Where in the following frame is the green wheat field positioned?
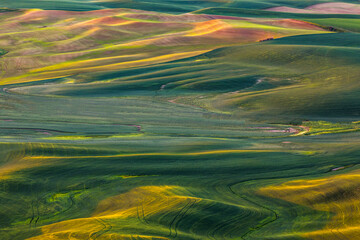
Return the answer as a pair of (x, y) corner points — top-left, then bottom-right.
(0, 0), (360, 239)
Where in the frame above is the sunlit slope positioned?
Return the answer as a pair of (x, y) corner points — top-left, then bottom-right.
(0, 140), (352, 240)
(192, 32), (360, 118)
(260, 168), (360, 239)
(1, 121), (359, 239)
(225, 141), (360, 239)
(1, 88), (355, 240)
(215, 32), (359, 119)
(26, 31), (360, 119)
(0, 2), (359, 240)
(28, 185), (270, 240)
(0, 9), (328, 86)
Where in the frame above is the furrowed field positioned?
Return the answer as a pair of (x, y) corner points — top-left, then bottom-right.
(0, 1), (360, 239)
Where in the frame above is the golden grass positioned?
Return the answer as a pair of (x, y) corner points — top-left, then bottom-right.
(186, 19), (231, 36)
(93, 186), (196, 218)
(0, 50), (211, 85)
(24, 149), (316, 160)
(0, 9), (330, 86)
(291, 125), (310, 136)
(34, 50), (209, 73)
(299, 121), (360, 136)
(27, 186), (195, 240)
(260, 169), (360, 239)
(43, 133), (144, 140)
(0, 144), (56, 179)
(33, 54), (145, 72)
(0, 157), (45, 180)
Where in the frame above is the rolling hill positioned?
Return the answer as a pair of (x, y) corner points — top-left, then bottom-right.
(0, 1), (359, 240)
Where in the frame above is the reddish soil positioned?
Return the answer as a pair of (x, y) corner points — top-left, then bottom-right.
(267, 2), (360, 14)
(263, 19), (324, 30)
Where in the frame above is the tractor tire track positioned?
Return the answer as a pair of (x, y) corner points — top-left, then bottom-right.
(173, 199), (197, 239)
(34, 202), (40, 227)
(225, 171), (327, 239)
(137, 205), (142, 223)
(167, 200), (192, 238)
(141, 203), (149, 224)
(30, 197), (41, 228)
(29, 200), (35, 227)
(208, 213), (249, 240)
(90, 217), (112, 240)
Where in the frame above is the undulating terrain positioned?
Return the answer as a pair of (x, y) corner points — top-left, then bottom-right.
(0, 1), (360, 239)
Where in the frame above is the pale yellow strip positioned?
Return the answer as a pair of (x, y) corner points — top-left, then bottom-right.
(25, 149), (314, 160)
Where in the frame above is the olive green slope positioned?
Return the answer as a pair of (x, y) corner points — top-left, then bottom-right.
(1, 89), (360, 240)
(33, 32), (360, 119)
